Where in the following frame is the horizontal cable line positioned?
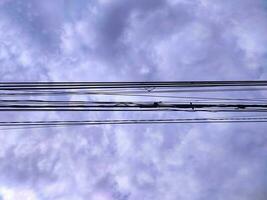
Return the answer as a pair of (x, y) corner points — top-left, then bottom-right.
(1, 116), (266, 125)
(0, 99), (265, 103)
(3, 120), (267, 131)
(0, 81), (267, 86)
(1, 117), (267, 125)
(0, 117), (267, 130)
(0, 109), (267, 112)
(1, 86), (267, 91)
(0, 91), (266, 102)
(0, 81), (267, 90)
(0, 102), (267, 112)
(0, 82), (266, 113)
(0, 101), (266, 107)
(1, 87), (267, 95)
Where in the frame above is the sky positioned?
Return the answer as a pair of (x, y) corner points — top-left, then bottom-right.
(0, 0), (267, 200)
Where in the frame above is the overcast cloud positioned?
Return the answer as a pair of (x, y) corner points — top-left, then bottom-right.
(0, 0), (267, 200)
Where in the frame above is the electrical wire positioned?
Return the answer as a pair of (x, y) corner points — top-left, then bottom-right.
(0, 81), (266, 113)
(0, 116), (266, 130)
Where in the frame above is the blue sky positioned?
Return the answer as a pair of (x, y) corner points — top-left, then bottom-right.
(0, 0), (267, 200)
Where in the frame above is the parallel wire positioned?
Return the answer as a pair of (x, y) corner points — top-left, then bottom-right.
(0, 90), (267, 102)
(1, 81), (267, 88)
(0, 101), (266, 112)
(0, 116), (267, 130)
(0, 99), (265, 104)
(0, 81), (267, 112)
(0, 87), (267, 92)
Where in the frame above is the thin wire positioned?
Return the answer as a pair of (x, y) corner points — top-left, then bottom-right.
(0, 99), (265, 105)
(0, 90), (267, 102)
(1, 93), (267, 102)
(1, 116), (266, 124)
(0, 101), (266, 108)
(1, 81), (267, 88)
(0, 117), (266, 130)
(1, 86), (267, 92)
(0, 88), (267, 97)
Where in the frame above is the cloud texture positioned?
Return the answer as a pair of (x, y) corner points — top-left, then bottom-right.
(0, 0), (267, 199)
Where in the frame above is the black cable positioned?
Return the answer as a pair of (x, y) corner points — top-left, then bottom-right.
(0, 116), (266, 130)
(0, 82), (266, 112)
(1, 87), (267, 95)
(0, 81), (267, 86)
(0, 99), (265, 105)
(0, 81), (267, 90)
(0, 101), (266, 108)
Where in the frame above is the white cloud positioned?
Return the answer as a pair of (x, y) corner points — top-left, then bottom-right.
(0, 0), (267, 200)
(0, 187), (37, 200)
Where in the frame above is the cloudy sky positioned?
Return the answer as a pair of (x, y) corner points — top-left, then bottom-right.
(0, 0), (267, 200)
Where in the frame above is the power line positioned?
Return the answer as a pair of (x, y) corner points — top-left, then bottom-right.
(1, 87), (266, 97)
(0, 81), (266, 113)
(0, 101), (266, 112)
(0, 81), (267, 90)
(0, 116), (267, 130)
(0, 90), (267, 103)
